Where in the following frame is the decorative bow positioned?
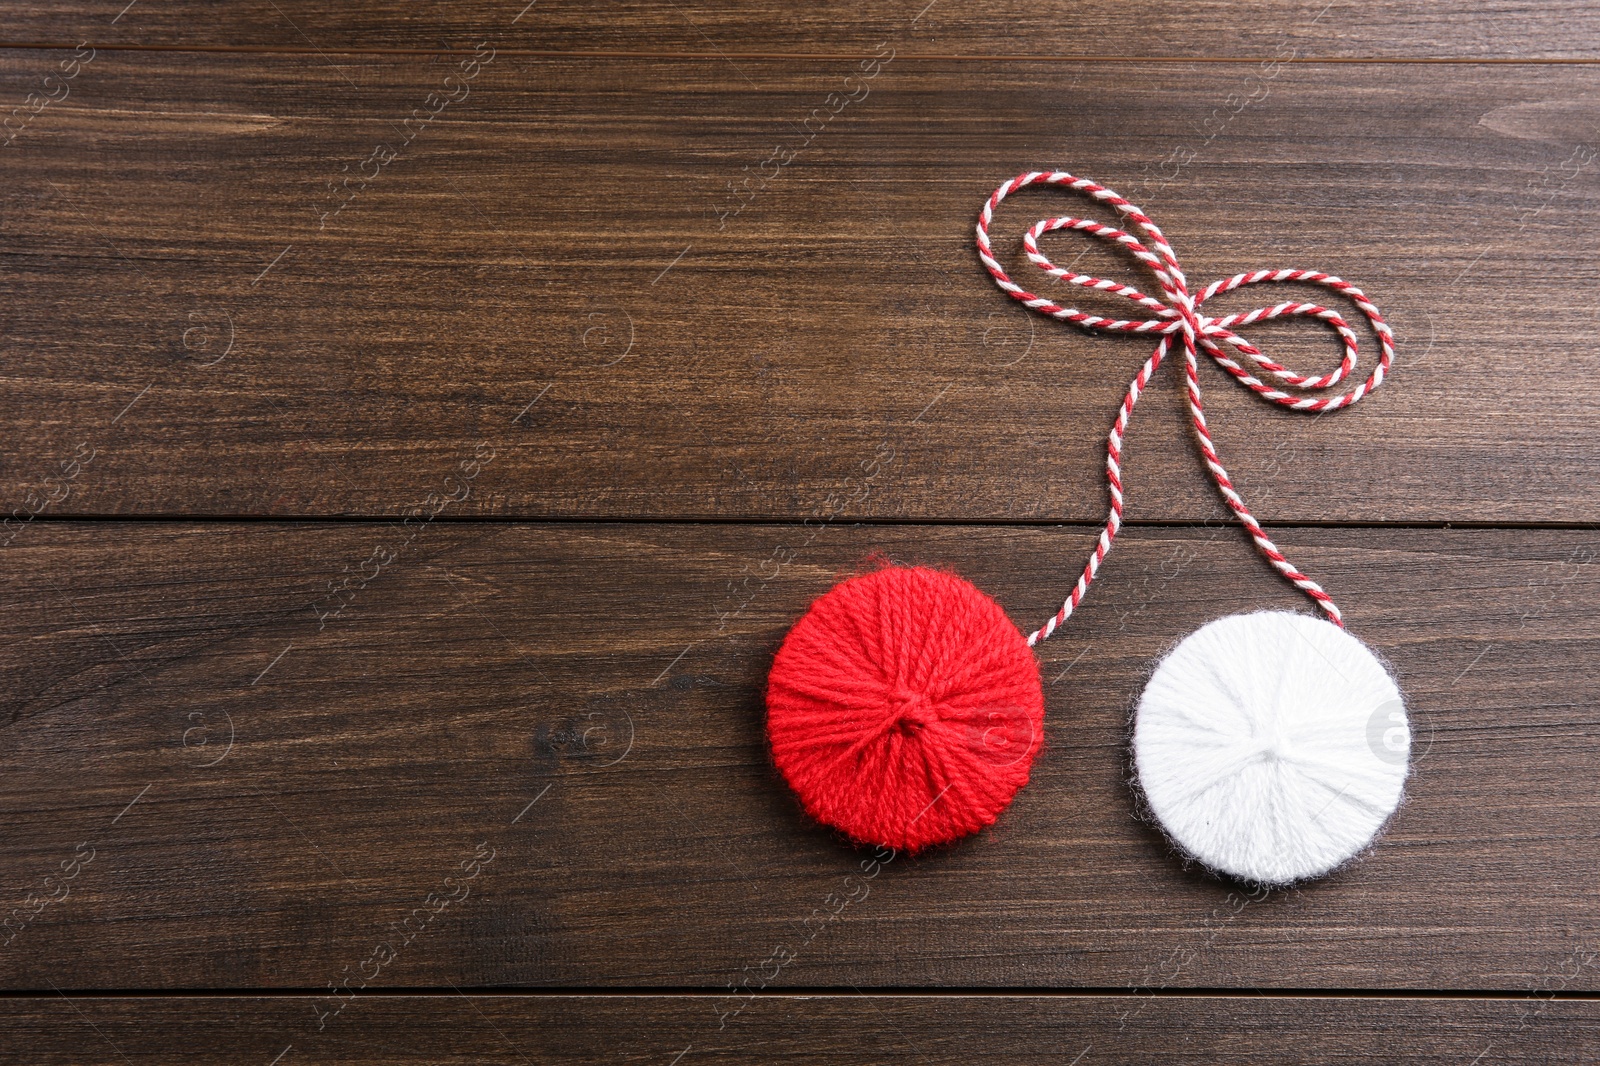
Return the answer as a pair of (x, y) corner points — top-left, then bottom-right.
(975, 171), (1395, 644)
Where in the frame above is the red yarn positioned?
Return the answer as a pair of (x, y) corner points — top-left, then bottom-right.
(766, 565), (1045, 852)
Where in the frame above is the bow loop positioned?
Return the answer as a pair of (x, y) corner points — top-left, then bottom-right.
(975, 171), (1395, 643)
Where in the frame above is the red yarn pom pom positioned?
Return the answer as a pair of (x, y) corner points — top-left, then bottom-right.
(766, 565), (1045, 852)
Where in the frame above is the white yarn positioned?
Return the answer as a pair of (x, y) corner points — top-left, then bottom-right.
(1132, 611), (1408, 885)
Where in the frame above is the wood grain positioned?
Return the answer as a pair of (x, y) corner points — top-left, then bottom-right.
(2, 52), (1599, 521)
(6, 1), (1600, 60)
(5, 993), (1598, 1064)
(1, 522), (1596, 990)
(3, 2), (1598, 1057)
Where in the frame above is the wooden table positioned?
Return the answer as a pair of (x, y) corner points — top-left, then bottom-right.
(3, 2), (1599, 1061)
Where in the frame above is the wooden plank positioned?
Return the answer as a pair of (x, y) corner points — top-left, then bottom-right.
(6, 1), (1600, 60)
(4, 993), (1598, 1064)
(0, 521), (1596, 990)
(2, 52), (1597, 522)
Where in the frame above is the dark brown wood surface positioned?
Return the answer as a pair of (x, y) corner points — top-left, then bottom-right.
(3, 1), (1598, 1060)
(1, 523), (1597, 991)
(7, 1), (1600, 59)
(1, 50), (1598, 521)
(6, 994), (1600, 1064)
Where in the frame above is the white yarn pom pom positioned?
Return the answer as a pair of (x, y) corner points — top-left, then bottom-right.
(1132, 611), (1408, 885)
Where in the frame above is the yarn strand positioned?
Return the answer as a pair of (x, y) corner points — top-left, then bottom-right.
(975, 171), (1395, 645)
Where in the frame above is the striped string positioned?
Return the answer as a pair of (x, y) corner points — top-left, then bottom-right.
(975, 171), (1394, 646)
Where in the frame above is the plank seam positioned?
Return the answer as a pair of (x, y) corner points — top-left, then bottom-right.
(6, 43), (1600, 63)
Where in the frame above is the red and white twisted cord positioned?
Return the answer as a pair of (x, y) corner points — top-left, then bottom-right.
(975, 171), (1395, 646)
